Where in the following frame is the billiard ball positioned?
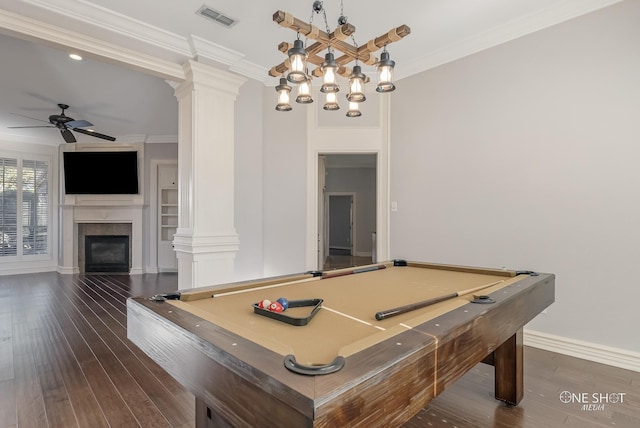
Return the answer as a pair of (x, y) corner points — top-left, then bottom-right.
(259, 299), (271, 309)
(276, 297), (289, 311)
(269, 302), (284, 313)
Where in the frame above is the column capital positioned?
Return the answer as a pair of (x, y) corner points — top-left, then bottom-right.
(175, 60), (247, 100)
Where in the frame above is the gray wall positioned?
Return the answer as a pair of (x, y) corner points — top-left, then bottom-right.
(328, 195), (352, 250)
(389, 1), (640, 353)
(234, 78), (266, 281)
(326, 167), (377, 256)
(261, 86), (308, 277)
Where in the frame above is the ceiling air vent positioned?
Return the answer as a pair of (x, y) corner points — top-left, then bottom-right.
(196, 5), (238, 28)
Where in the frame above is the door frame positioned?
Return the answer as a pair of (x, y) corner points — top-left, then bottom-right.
(315, 152), (382, 270)
(149, 159), (178, 273)
(305, 94), (390, 271)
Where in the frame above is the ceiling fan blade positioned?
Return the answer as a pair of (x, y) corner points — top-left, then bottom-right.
(7, 125), (55, 129)
(72, 127), (116, 141)
(10, 112), (50, 124)
(66, 119), (93, 128)
(61, 129), (77, 143)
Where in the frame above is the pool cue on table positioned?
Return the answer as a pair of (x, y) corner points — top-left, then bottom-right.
(374, 280), (504, 321)
(322, 263), (387, 279)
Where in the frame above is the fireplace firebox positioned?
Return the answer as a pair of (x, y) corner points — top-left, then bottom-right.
(85, 235), (130, 273)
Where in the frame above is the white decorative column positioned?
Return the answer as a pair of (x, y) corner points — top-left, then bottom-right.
(173, 60), (247, 289)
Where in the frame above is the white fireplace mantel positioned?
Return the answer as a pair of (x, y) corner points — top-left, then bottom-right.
(59, 201), (144, 274)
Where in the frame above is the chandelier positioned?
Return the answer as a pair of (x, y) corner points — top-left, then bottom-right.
(270, 0), (410, 117)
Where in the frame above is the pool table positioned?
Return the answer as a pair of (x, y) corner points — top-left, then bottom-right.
(127, 260), (554, 427)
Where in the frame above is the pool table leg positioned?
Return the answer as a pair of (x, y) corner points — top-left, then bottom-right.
(196, 397), (233, 428)
(195, 397), (208, 428)
(493, 328), (524, 406)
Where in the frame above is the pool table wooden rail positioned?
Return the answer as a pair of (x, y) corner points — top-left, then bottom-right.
(418, 271), (555, 404)
(127, 263), (555, 427)
(128, 298), (439, 426)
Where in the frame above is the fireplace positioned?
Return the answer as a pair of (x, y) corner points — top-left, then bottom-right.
(85, 235), (130, 273)
(59, 143), (145, 275)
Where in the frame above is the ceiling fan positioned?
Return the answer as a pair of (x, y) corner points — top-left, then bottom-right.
(8, 103), (116, 143)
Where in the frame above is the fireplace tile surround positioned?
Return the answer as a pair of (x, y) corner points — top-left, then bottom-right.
(79, 223), (132, 273)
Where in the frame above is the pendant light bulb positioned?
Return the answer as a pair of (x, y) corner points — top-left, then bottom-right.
(347, 65), (366, 102)
(287, 39), (308, 84)
(275, 78), (292, 111)
(376, 50), (396, 93)
(320, 52), (339, 93)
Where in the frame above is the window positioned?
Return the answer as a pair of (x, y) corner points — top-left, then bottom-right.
(0, 155), (49, 258)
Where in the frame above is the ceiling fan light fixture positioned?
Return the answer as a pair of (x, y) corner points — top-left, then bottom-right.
(6, 103), (116, 143)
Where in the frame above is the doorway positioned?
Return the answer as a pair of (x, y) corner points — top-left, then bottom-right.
(319, 154), (377, 270)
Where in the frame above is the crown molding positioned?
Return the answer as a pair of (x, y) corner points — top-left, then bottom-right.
(0, 8), (185, 81)
(0, 130), (177, 147)
(113, 135), (148, 144)
(23, 0), (192, 57)
(230, 60), (270, 84)
(189, 34), (244, 66)
(146, 135), (178, 144)
(19, 0), (268, 83)
(113, 134), (178, 144)
(398, 0), (623, 80)
(190, 35), (269, 84)
(5, 0), (623, 85)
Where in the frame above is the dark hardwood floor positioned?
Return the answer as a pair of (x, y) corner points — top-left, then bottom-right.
(1, 272), (638, 427)
(0, 272), (194, 428)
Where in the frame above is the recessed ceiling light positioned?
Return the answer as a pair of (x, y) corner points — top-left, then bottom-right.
(69, 53), (83, 61)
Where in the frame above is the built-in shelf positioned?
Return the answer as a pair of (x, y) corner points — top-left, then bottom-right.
(160, 189), (178, 242)
(158, 164), (178, 271)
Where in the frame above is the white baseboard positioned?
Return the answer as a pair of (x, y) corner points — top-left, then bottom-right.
(524, 329), (640, 373)
(57, 266), (78, 274)
(0, 264), (58, 276)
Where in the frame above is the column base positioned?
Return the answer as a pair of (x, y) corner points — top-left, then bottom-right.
(173, 233), (239, 288)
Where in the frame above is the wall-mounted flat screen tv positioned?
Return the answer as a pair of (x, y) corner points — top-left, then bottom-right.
(63, 151), (139, 194)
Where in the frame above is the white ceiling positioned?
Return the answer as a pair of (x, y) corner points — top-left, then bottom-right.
(0, 0), (622, 146)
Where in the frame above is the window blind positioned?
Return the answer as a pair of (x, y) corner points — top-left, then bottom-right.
(0, 158), (18, 256)
(22, 159), (49, 255)
(0, 156), (49, 257)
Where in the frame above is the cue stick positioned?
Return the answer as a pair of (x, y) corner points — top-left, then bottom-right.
(374, 280), (504, 321)
(211, 277), (320, 298)
(322, 263), (387, 279)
